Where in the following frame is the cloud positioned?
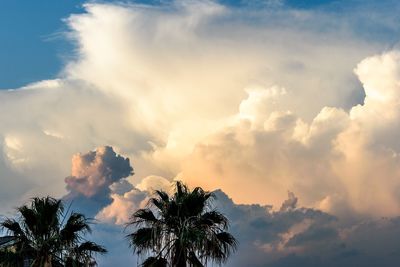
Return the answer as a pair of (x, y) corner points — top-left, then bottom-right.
(0, 0), (389, 213)
(212, 190), (400, 267)
(1, 1), (400, 265)
(135, 175), (173, 193)
(212, 189), (338, 261)
(95, 188), (147, 225)
(63, 146), (133, 216)
(280, 191), (298, 212)
(56, 145), (398, 266)
(96, 175), (173, 225)
(178, 50), (400, 219)
(90, 174), (341, 265)
(65, 146), (133, 198)
(179, 104), (347, 210)
(0, 0), (397, 221)
(61, 147), (172, 225)
(52, 142), (400, 267)
(92, 179), (400, 267)
(0, 79), (152, 211)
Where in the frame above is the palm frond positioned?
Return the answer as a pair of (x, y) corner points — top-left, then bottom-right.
(127, 227), (157, 253)
(216, 232), (237, 255)
(155, 190), (170, 202)
(130, 209), (158, 225)
(1, 219), (25, 238)
(198, 211), (229, 229)
(188, 251), (204, 267)
(0, 250), (23, 267)
(141, 256), (167, 267)
(60, 213), (92, 245)
(77, 241), (107, 254)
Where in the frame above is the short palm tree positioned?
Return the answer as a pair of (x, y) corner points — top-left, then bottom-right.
(127, 182), (237, 267)
(0, 196), (106, 267)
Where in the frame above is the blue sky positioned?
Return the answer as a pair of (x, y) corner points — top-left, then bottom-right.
(0, 0), (85, 88)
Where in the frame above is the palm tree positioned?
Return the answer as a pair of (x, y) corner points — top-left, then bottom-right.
(0, 196), (106, 267)
(64, 241), (107, 267)
(127, 182), (237, 267)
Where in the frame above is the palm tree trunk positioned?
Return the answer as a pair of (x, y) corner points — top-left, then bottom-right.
(44, 255), (52, 267)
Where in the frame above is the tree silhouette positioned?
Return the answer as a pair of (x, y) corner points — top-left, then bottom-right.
(127, 182), (237, 267)
(0, 196), (106, 267)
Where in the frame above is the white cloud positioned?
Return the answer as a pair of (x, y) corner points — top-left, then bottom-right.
(96, 175), (174, 225)
(2, 1), (400, 266)
(180, 50), (400, 217)
(135, 175), (173, 193)
(65, 146), (133, 198)
(96, 188), (147, 225)
(0, 0), (398, 222)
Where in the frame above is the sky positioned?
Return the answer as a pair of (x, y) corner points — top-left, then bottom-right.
(1, 0), (400, 266)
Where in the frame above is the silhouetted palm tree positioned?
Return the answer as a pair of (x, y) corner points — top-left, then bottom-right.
(0, 196), (106, 267)
(127, 182), (237, 267)
(64, 241), (107, 267)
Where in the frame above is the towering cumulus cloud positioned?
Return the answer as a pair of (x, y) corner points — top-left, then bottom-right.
(64, 146), (133, 215)
(179, 51), (400, 219)
(0, 0), (395, 217)
(65, 146), (133, 197)
(1, 0), (400, 266)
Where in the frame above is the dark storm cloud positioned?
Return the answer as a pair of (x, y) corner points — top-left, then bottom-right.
(60, 166), (400, 267)
(212, 190), (400, 267)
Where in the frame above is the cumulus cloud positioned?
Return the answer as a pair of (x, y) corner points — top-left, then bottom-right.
(96, 175), (173, 224)
(135, 175), (173, 193)
(0, 79), (152, 210)
(60, 147), (173, 225)
(280, 191), (298, 212)
(89, 175), (341, 265)
(0, 0), (397, 220)
(0, 0), (387, 214)
(1, 0), (400, 265)
(63, 146), (133, 216)
(65, 146), (133, 198)
(93, 180), (400, 267)
(95, 188), (147, 225)
(179, 50), (400, 219)
(213, 190), (400, 267)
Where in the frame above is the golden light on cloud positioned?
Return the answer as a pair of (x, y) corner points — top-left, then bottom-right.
(2, 1), (400, 266)
(0, 1), (399, 222)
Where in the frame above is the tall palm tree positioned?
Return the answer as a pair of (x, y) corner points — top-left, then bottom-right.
(127, 182), (237, 267)
(0, 196), (106, 267)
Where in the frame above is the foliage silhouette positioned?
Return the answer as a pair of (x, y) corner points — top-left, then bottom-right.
(127, 181), (237, 267)
(0, 196), (106, 267)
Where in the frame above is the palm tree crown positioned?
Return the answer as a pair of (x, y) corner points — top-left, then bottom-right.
(0, 196), (106, 267)
(127, 182), (237, 267)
